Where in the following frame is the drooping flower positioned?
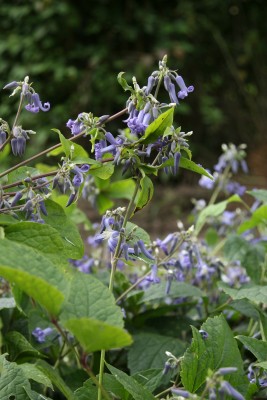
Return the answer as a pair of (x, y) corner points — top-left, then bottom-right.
(25, 92), (50, 113)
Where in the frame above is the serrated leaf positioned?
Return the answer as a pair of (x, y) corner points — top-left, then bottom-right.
(36, 360), (75, 400)
(64, 317), (132, 352)
(106, 363), (156, 400)
(60, 272), (125, 327)
(43, 200), (84, 259)
(140, 108), (174, 144)
(0, 354), (35, 400)
(195, 195), (242, 235)
(135, 175), (154, 213)
(5, 331), (42, 361)
(180, 315), (247, 393)
(0, 239), (65, 315)
(236, 336), (267, 362)
(5, 222), (64, 254)
(128, 333), (186, 374)
(140, 281), (204, 303)
(218, 282), (267, 305)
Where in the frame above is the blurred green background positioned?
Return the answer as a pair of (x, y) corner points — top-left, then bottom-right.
(0, 0), (266, 175)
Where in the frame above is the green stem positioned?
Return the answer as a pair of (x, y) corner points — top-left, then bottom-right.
(97, 177), (140, 400)
(208, 164), (231, 206)
(115, 270), (151, 304)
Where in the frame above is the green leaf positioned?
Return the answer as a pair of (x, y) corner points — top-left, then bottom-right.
(117, 72), (133, 92)
(125, 222), (151, 246)
(89, 162), (115, 179)
(224, 234), (250, 262)
(103, 373), (130, 399)
(5, 222), (64, 254)
(7, 166), (40, 186)
(180, 315), (247, 393)
(140, 108), (174, 144)
(0, 354), (35, 400)
(140, 281), (204, 303)
(135, 175), (154, 213)
(180, 157), (213, 178)
(43, 200), (84, 259)
(106, 178), (136, 200)
(247, 189), (267, 203)
(60, 272), (125, 327)
(64, 317), (132, 352)
(238, 204), (267, 234)
(5, 331), (42, 361)
(50, 129), (89, 162)
(106, 363), (156, 400)
(218, 282), (267, 305)
(96, 193), (114, 214)
(236, 336), (267, 362)
(19, 363), (53, 389)
(195, 195), (242, 235)
(0, 239), (65, 315)
(128, 333), (186, 374)
(132, 369), (164, 393)
(254, 361), (267, 369)
(74, 379), (98, 400)
(36, 360), (75, 400)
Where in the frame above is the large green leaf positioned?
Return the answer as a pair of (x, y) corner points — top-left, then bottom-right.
(247, 189), (267, 204)
(125, 222), (151, 246)
(195, 195), (242, 235)
(50, 129), (90, 163)
(0, 239), (65, 315)
(5, 222), (64, 254)
(64, 317), (132, 352)
(236, 336), (267, 362)
(132, 369), (165, 394)
(180, 315), (247, 393)
(74, 379), (98, 400)
(128, 332), (186, 374)
(19, 363), (53, 390)
(106, 363), (156, 400)
(140, 108), (174, 144)
(219, 282), (267, 305)
(60, 272), (125, 327)
(0, 354), (42, 400)
(43, 200), (84, 259)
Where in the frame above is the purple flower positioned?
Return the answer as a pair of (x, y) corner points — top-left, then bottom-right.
(175, 75), (194, 99)
(219, 381), (245, 400)
(70, 256), (94, 273)
(3, 81), (18, 90)
(217, 367), (238, 376)
(221, 211), (236, 226)
(199, 171), (215, 189)
(11, 136), (26, 156)
(171, 388), (190, 398)
(66, 118), (84, 136)
(226, 181), (246, 196)
(0, 131), (7, 145)
(199, 330), (209, 339)
(32, 327), (53, 343)
(25, 92), (50, 113)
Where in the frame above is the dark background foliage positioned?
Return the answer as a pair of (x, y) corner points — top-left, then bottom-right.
(0, 0), (266, 173)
